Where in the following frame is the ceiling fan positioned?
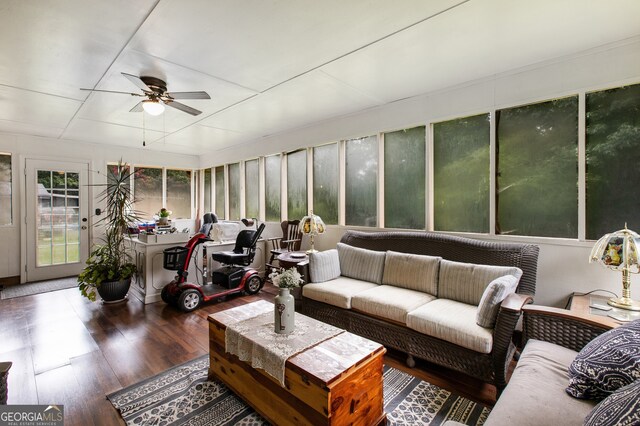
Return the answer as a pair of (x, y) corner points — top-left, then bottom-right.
(81, 72), (210, 116)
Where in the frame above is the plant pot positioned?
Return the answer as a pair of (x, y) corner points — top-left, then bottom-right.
(158, 217), (169, 226)
(97, 278), (131, 303)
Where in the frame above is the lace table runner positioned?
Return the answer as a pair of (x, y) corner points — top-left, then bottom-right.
(225, 311), (344, 386)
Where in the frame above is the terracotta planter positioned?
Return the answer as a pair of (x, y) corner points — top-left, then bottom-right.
(97, 278), (131, 303)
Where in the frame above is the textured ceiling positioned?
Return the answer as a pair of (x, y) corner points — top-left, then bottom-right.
(0, 0), (639, 155)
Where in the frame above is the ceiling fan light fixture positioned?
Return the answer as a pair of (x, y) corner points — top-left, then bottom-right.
(142, 99), (165, 116)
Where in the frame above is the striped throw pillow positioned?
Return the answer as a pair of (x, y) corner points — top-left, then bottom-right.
(308, 249), (341, 283)
(475, 274), (520, 328)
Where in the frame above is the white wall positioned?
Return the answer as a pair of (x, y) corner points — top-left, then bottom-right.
(201, 37), (640, 307)
(0, 133), (199, 281)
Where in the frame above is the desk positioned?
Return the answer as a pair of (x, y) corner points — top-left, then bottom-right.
(127, 237), (265, 304)
(569, 293), (640, 327)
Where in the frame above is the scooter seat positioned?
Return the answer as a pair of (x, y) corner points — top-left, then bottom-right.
(211, 251), (251, 266)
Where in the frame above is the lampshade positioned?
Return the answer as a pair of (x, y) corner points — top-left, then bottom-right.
(300, 211), (325, 253)
(589, 225), (640, 311)
(142, 99), (165, 116)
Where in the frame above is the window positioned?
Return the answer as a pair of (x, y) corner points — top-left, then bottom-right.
(265, 155), (281, 222)
(433, 115), (490, 233)
(166, 169), (192, 219)
(345, 136), (377, 226)
(287, 150), (307, 221)
(228, 163), (240, 220)
(37, 170), (79, 265)
(134, 167), (163, 217)
(586, 83), (640, 239)
(214, 166), (225, 219)
(245, 159), (259, 219)
(203, 168), (211, 213)
(0, 154), (11, 226)
(313, 143), (338, 225)
(496, 97), (578, 238)
(384, 127), (426, 229)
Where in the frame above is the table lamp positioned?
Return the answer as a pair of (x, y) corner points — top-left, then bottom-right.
(589, 225), (640, 311)
(300, 211), (325, 254)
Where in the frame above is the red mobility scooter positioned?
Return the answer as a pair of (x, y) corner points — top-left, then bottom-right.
(161, 217), (265, 312)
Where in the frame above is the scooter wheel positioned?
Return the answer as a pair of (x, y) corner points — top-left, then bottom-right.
(244, 275), (263, 295)
(178, 289), (202, 312)
(161, 286), (172, 304)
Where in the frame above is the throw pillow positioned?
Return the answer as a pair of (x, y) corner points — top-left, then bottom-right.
(566, 319), (640, 400)
(438, 259), (523, 305)
(584, 379), (640, 426)
(308, 249), (341, 283)
(382, 251), (441, 295)
(475, 274), (520, 328)
(336, 243), (386, 284)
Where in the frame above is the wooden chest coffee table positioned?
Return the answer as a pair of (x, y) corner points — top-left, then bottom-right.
(208, 300), (387, 426)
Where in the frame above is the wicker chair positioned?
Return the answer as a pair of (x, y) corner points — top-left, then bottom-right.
(0, 361), (11, 404)
(301, 230), (540, 392)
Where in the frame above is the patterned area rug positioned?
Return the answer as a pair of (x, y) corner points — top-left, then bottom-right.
(0, 277), (77, 300)
(108, 355), (490, 426)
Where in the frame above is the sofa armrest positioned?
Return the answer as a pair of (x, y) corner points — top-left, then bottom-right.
(522, 305), (613, 352)
(490, 293), (533, 391)
(500, 292), (534, 313)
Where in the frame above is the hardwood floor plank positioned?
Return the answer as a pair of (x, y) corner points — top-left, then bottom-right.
(0, 284), (498, 425)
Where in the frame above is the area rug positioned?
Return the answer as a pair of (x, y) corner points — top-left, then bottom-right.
(0, 277), (78, 300)
(108, 355), (490, 426)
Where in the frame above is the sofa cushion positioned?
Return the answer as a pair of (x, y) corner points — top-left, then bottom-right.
(406, 299), (493, 353)
(351, 285), (436, 323)
(475, 274), (520, 328)
(308, 249), (341, 283)
(438, 259), (523, 306)
(484, 339), (597, 426)
(584, 379), (640, 426)
(337, 243), (386, 284)
(381, 250), (440, 295)
(566, 319), (640, 400)
(302, 277), (379, 309)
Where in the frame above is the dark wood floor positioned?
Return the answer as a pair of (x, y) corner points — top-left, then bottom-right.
(0, 282), (498, 425)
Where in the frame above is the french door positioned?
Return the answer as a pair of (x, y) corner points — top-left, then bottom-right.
(25, 159), (89, 282)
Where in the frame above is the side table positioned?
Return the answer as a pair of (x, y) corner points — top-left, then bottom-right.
(277, 252), (310, 284)
(568, 293), (639, 327)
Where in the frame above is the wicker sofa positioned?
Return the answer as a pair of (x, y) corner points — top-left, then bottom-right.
(445, 304), (613, 426)
(300, 230), (540, 391)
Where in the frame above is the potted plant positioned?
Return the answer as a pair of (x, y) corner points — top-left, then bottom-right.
(157, 208), (171, 225)
(78, 161), (138, 302)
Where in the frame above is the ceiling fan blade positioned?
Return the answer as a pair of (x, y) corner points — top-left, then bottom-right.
(164, 100), (202, 116)
(129, 101), (144, 113)
(165, 91), (211, 100)
(80, 88), (143, 96)
(121, 72), (152, 92)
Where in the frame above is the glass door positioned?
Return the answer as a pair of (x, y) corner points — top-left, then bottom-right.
(25, 159), (89, 282)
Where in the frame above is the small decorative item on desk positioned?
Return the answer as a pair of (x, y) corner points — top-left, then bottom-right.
(157, 208), (171, 226)
(269, 267), (303, 334)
